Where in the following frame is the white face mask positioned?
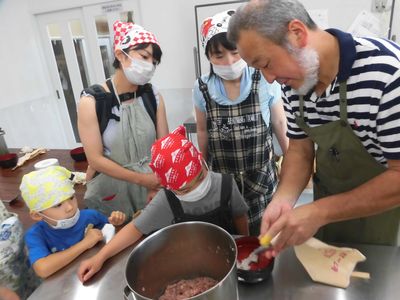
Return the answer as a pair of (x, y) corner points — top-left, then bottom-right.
(212, 58), (247, 80)
(122, 51), (155, 85)
(175, 171), (212, 202)
(40, 209), (80, 230)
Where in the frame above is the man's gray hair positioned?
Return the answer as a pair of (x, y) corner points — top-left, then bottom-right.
(228, 0), (317, 45)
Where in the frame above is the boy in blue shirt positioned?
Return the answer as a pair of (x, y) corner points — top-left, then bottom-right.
(20, 166), (126, 278)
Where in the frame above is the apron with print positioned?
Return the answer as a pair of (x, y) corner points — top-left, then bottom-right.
(0, 201), (40, 298)
(200, 70), (277, 232)
(296, 82), (400, 245)
(84, 90), (156, 219)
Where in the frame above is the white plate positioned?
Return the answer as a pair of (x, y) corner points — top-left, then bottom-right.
(34, 158), (59, 170)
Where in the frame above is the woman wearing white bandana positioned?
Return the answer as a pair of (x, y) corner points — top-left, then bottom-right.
(193, 10), (289, 235)
(78, 21), (169, 220)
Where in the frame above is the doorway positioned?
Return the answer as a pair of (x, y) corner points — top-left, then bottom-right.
(35, 0), (140, 147)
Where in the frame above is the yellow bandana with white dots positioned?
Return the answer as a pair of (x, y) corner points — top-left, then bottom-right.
(20, 166), (74, 212)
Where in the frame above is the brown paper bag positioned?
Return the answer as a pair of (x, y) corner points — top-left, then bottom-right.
(294, 237), (367, 288)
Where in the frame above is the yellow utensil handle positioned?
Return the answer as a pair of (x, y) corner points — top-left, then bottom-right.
(259, 234), (272, 246)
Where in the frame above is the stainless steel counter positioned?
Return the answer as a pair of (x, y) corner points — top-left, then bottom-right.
(28, 241), (400, 300)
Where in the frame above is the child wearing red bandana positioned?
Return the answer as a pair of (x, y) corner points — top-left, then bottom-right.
(78, 126), (249, 283)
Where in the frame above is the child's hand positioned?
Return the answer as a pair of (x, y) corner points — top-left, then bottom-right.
(83, 228), (103, 249)
(77, 255), (105, 283)
(108, 211), (126, 226)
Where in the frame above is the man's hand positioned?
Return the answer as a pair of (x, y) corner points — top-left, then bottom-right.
(262, 202), (324, 258)
(77, 255), (105, 283)
(260, 199), (293, 235)
(259, 199), (292, 258)
(108, 211), (126, 226)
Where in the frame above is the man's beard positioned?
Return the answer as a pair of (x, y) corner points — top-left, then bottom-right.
(285, 43), (320, 95)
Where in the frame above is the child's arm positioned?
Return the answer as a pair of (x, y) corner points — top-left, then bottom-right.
(77, 221), (142, 283)
(0, 286), (20, 300)
(234, 214), (249, 236)
(108, 211), (126, 226)
(33, 228), (103, 279)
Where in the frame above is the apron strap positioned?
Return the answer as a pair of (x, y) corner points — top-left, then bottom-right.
(220, 174), (233, 212)
(299, 81), (348, 122)
(299, 95), (305, 119)
(198, 77), (213, 104)
(164, 189), (185, 223)
(339, 81), (348, 122)
(251, 69), (261, 96)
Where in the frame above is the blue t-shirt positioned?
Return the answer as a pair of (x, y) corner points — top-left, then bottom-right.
(25, 209), (108, 265)
(192, 67), (282, 125)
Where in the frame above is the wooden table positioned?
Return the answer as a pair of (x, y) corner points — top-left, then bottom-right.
(0, 149), (88, 230)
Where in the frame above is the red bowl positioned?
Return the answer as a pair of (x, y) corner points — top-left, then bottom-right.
(235, 236), (274, 283)
(70, 147), (87, 162)
(0, 153), (18, 168)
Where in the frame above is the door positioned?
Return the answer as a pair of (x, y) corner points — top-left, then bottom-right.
(389, 0), (399, 42)
(35, 0), (140, 147)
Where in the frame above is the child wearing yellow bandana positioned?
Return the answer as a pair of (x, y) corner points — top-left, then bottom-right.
(20, 166), (126, 278)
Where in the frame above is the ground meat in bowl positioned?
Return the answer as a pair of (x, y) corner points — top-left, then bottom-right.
(159, 277), (218, 300)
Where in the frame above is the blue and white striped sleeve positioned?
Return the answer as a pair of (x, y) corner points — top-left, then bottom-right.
(377, 68), (400, 160)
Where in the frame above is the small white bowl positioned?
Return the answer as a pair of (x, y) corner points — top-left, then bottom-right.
(34, 158), (59, 170)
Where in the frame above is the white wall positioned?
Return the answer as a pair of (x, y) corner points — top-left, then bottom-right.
(390, 0), (400, 42)
(0, 0), (69, 149)
(0, 0), (398, 149)
(0, 0), (49, 110)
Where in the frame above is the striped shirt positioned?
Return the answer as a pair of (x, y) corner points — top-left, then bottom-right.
(283, 29), (400, 165)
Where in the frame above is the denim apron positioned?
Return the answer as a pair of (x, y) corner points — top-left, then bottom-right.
(296, 82), (400, 245)
(84, 78), (156, 219)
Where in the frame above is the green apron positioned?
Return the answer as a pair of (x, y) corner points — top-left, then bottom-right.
(296, 82), (400, 246)
(84, 78), (156, 219)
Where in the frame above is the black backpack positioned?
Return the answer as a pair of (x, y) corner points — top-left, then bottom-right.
(81, 79), (157, 135)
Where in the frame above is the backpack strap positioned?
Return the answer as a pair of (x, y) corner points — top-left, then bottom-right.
(81, 81), (120, 135)
(164, 189), (185, 223)
(137, 83), (157, 128)
(81, 80), (157, 135)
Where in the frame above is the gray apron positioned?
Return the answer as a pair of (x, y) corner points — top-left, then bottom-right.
(84, 79), (156, 219)
(296, 82), (400, 245)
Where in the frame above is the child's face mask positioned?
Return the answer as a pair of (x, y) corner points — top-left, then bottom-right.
(40, 209), (80, 230)
(175, 171), (211, 202)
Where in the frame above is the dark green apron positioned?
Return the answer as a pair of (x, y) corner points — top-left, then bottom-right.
(296, 82), (400, 246)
